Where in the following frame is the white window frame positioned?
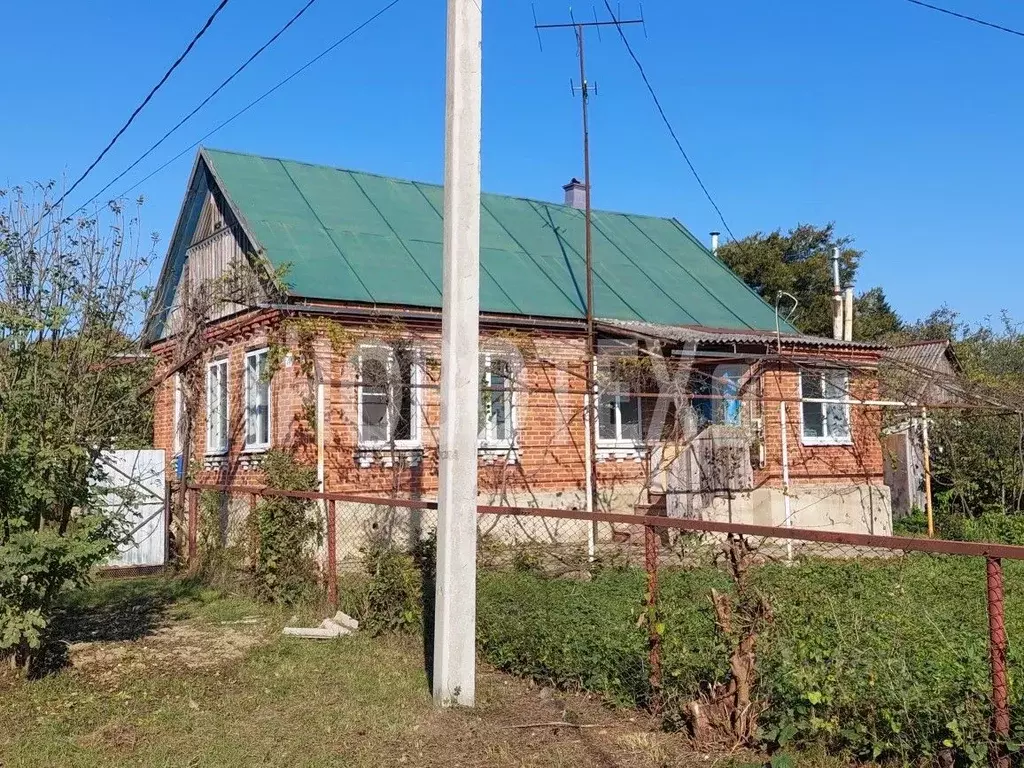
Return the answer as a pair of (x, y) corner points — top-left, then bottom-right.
(206, 359), (229, 455)
(356, 345), (421, 449)
(478, 353), (518, 449)
(596, 358), (643, 448)
(799, 369), (853, 446)
(172, 374), (183, 455)
(244, 348), (272, 452)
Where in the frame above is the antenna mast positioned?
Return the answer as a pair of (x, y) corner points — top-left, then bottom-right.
(534, 7), (644, 540)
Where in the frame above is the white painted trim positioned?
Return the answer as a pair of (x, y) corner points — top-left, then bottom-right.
(172, 374), (183, 456)
(477, 352), (518, 451)
(205, 359), (229, 455)
(355, 344), (422, 451)
(798, 369), (852, 446)
(244, 348), (272, 451)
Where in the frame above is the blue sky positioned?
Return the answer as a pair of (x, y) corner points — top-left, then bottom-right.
(5, 0), (1022, 325)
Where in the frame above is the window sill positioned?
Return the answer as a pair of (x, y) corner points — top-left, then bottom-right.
(596, 443), (646, 463)
(478, 445), (518, 465)
(801, 437), (853, 447)
(356, 445), (423, 469)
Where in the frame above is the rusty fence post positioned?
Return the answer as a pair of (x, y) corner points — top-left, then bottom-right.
(644, 522), (663, 714)
(326, 498), (338, 607)
(187, 486), (198, 566)
(987, 556), (1011, 768)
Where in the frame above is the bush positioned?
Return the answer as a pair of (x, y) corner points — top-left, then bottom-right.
(0, 515), (118, 666)
(248, 452), (322, 604)
(357, 530), (435, 636)
(475, 557), (1024, 765)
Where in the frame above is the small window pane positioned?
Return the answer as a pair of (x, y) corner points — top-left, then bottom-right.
(691, 374), (713, 426)
(361, 358), (389, 443)
(801, 373), (825, 439)
(598, 395), (617, 440)
(392, 351), (415, 441)
(619, 396), (641, 441)
(802, 402), (825, 438)
(246, 351), (270, 448)
(824, 372), (850, 439)
(801, 373), (823, 400)
(717, 368), (743, 426)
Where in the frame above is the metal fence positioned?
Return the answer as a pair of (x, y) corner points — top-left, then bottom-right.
(183, 481), (1022, 766)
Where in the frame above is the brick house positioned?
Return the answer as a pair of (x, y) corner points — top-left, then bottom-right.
(145, 148), (892, 540)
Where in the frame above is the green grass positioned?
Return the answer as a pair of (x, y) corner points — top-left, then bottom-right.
(1, 578), (434, 768)
(2, 577), (729, 768)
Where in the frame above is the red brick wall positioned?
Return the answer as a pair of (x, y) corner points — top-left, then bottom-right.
(152, 312), (885, 499)
(754, 355), (885, 488)
(151, 313), (649, 498)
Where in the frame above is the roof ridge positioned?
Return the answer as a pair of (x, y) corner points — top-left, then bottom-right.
(201, 145), (690, 223)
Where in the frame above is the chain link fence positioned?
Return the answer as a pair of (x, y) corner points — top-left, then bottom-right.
(181, 482), (1022, 766)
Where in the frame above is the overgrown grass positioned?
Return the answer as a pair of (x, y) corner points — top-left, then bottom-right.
(3, 577), (731, 768)
(477, 555), (1024, 765)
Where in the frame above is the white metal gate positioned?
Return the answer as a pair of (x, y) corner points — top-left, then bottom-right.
(97, 450), (167, 568)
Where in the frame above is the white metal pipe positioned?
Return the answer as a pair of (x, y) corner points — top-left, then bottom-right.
(843, 287), (854, 342)
(780, 401), (793, 563)
(583, 388), (596, 561)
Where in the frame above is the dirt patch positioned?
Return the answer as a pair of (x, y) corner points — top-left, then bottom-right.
(74, 722), (139, 753)
(402, 667), (731, 768)
(68, 621), (265, 683)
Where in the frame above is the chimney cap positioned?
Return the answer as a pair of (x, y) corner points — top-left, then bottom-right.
(562, 177), (584, 190)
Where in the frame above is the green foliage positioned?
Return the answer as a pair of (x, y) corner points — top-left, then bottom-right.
(895, 311), (1024, 518)
(248, 451), (322, 604)
(716, 223), (901, 341)
(476, 557), (1024, 765)
(0, 187), (154, 668)
(357, 530), (435, 636)
(0, 515), (118, 656)
(892, 507), (929, 537)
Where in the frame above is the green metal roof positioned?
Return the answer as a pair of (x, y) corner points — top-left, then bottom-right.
(200, 147), (794, 332)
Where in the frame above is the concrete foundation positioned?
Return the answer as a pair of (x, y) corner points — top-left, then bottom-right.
(667, 483), (892, 536)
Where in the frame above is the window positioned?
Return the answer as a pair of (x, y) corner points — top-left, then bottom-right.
(597, 361), (642, 444)
(692, 364), (746, 427)
(172, 374), (183, 455)
(358, 346), (419, 446)
(800, 370), (851, 444)
(479, 355), (516, 446)
(206, 360), (228, 454)
(245, 349), (271, 450)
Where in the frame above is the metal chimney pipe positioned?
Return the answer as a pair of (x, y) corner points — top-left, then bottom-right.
(710, 231), (720, 256)
(844, 287), (854, 342)
(832, 246), (844, 340)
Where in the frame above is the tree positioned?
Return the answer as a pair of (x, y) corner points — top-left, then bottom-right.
(717, 223), (902, 341)
(0, 184), (155, 668)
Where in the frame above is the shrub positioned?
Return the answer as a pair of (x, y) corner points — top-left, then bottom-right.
(474, 557), (1024, 766)
(248, 451), (322, 604)
(0, 515), (118, 668)
(358, 530), (435, 636)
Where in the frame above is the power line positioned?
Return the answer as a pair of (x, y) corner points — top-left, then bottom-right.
(113, 0), (405, 204)
(43, 0), (232, 218)
(601, 0), (736, 242)
(903, 0), (1024, 39)
(79, 0), (323, 214)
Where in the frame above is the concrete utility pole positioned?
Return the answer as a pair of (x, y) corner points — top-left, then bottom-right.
(433, 0), (482, 707)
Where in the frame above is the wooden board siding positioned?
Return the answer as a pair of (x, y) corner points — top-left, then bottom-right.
(163, 191), (264, 339)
